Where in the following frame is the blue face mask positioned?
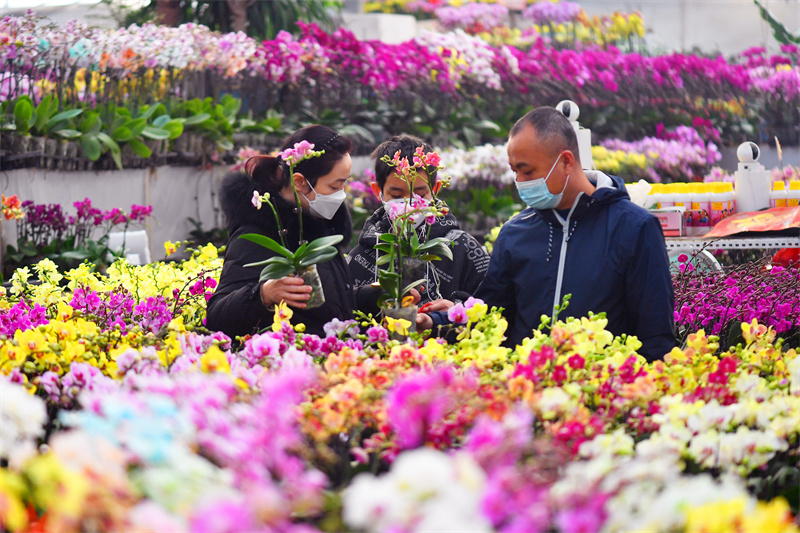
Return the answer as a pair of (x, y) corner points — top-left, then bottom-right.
(514, 154), (570, 210)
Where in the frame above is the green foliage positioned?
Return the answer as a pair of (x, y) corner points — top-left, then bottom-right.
(240, 233), (344, 281)
(754, 0), (800, 44)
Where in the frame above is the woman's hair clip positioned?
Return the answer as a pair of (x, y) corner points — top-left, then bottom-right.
(320, 133), (341, 150)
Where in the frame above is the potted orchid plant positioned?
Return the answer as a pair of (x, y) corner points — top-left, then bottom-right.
(374, 147), (454, 332)
(239, 141), (343, 309)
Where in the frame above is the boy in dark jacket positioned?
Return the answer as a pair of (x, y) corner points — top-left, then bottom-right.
(348, 135), (490, 307)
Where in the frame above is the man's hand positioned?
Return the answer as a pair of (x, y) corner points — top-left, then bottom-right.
(418, 299), (454, 313)
(416, 313), (434, 331)
(261, 277), (312, 308)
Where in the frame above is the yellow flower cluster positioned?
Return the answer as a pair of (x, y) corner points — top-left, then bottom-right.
(591, 145), (649, 179)
(686, 497), (799, 533)
(0, 244), (223, 381)
(535, 11), (646, 48)
(41, 68), (180, 103)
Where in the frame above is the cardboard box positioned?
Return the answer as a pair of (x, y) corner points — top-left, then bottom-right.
(652, 206), (685, 237)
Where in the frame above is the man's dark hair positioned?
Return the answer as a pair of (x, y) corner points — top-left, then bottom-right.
(371, 135), (438, 189)
(510, 107), (581, 164)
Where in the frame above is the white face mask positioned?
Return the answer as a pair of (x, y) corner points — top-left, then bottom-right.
(380, 193), (426, 229)
(303, 182), (346, 219)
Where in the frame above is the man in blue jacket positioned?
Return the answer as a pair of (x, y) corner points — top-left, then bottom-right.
(419, 107), (676, 361)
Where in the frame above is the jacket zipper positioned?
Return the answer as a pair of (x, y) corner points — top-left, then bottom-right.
(551, 194), (583, 323)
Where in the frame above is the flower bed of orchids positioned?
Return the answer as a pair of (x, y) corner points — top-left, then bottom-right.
(1, 249), (799, 533)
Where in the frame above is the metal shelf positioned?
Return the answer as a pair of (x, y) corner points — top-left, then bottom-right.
(666, 236), (800, 250)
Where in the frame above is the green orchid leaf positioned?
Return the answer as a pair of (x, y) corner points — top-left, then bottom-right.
(298, 247), (338, 268)
(112, 126), (133, 142)
(127, 118), (147, 137)
(182, 112), (211, 126)
(33, 95), (57, 133)
(401, 278), (425, 295)
(239, 234), (294, 259)
(260, 262), (296, 281)
(13, 99), (33, 135)
(304, 235), (344, 253)
(294, 242), (309, 258)
(79, 134), (102, 161)
(152, 115), (172, 128)
(376, 255), (393, 266)
(141, 126), (171, 140)
(96, 132), (122, 169)
(379, 276), (399, 299)
(55, 129), (81, 139)
(59, 250), (91, 261)
(136, 103), (161, 121)
(45, 108), (82, 132)
(245, 256), (293, 269)
(80, 111), (101, 134)
(379, 233), (398, 244)
(162, 120), (184, 140)
(127, 137), (152, 158)
(410, 230), (420, 250)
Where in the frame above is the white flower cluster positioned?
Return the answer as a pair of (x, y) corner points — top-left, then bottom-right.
(788, 351), (800, 396)
(0, 378), (47, 468)
(438, 143), (516, 190)
(416, 30), (503, 90)
(649, 394), (797, 475)
(578, 428), (635, 459)
(343, 447), (491, 533)
(552, 437), (758, 533)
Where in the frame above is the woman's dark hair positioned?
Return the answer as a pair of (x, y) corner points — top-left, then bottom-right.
(371, 134), (438, 189)
(244, 125), (352, 192)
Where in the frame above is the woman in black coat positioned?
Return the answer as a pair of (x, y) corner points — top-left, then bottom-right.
(206, 125), (356, 338)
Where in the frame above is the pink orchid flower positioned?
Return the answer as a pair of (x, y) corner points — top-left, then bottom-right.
(424, 151), (441, 167)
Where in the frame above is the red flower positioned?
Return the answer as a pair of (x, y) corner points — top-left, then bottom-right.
(567, 353), (585, 370)
(718, 356), (737, 374)
(552, 364), (567, 385)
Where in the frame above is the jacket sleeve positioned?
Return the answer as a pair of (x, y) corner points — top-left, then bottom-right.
(205, 234), (274, 338)
(473, 228), (517, 332)
(624, 216), (677, 361)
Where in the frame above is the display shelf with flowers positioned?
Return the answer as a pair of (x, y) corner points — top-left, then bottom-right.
(3, 10), (800, 156)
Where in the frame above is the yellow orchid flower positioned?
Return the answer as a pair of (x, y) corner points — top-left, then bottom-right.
(385, 316), (411, 336)
(272, 301), (293, 332)
(201, 345), (231, 374)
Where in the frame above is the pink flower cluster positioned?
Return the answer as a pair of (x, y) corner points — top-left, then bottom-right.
(435, 3), (510, 32)
(522, 1), (582, 25)
(387, 365), (479, 450)
(0, 299), (48, 336)
(279, 140), (317, 164)
(602, 125), (721, 182)
(384, 193), (434, 225)
(447, 296), (483, 324)
(465, 407), (608, 532)
(673, 259), (800, 345)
